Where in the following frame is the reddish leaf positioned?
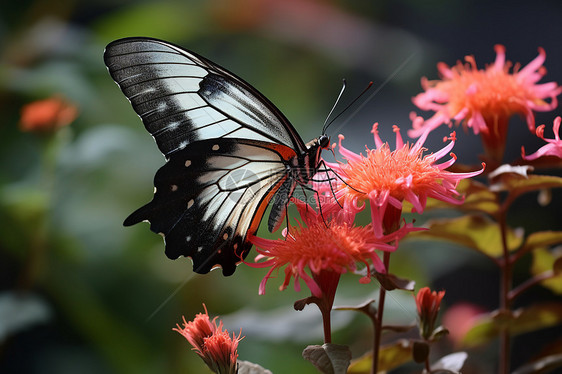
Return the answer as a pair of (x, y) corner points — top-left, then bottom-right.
(373, 272), (415, 291)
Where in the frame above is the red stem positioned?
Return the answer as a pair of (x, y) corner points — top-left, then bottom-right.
(498, 211), (511, 374)
(372, 252), (391, 374)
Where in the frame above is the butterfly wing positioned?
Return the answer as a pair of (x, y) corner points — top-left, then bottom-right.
(103, 37), (307, 158)
(124, 138), (295, 275)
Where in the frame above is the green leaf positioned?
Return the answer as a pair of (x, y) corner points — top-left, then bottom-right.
(523, 231), (562, 254)
(302, 343), (351, 374)
(414, 179), (500, 215)
(462, 303), (562, 347)
(501, 175), (562, 201)
(347, 340), (412, 374)
(409, 214), (523, 258)
(531, 247), (562, 294)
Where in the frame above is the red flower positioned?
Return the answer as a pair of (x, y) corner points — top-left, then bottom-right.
(250, 199), (396, 298)
(326, 124), (484, 238)
(19, 96), (78, 133)
(410, 45), (562, 163)
(415, 287), (445, 340)
(522, 116), (562, 160)
(173, 305), (243, 374)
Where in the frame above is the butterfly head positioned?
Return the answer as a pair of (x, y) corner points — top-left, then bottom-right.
(304, 134), (330, 168)
(318, 134), (330, 150)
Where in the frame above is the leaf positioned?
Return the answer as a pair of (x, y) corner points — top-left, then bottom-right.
(373, 272), (415, 291)
(415, 179), (500, 215)
(512, 354), (562, 374)
(531, 247), (562, 294)
(497, 174), (562, 200)
(347, 340), (412, 374)
(238, 360), (273, 374)
(408, 214), (523, 258)
(302, 343), (351, 374)
(430, 325), (449, 341)
(523, 231), (562, 254)
(430, 352), (468, 373)
(462, 303), (562, 347)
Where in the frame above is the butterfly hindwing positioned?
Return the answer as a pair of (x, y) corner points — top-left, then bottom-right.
(124, 138), (295, 275)
(103, 38), (307, 158)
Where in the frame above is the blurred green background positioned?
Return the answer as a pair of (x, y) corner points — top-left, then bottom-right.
(2, 0), (562, 373)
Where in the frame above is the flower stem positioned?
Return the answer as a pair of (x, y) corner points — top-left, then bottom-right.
(321, 305), (332, 344)
(498, 210), (511, 374)
(372, 252), (391, 374)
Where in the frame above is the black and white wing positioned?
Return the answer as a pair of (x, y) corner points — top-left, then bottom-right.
(123, 139), (295, 275)
(103, 37), (307, 158)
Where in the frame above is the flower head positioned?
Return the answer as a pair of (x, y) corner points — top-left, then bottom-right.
(19, 96), (78, 133)
(522, 116), (562, 160)
(415, 287), (445, 340)
(410, 45), (562, 163)
(250, 199), (396, 298)
(327, 124), (484, 238)
(173, 305), (243, 374)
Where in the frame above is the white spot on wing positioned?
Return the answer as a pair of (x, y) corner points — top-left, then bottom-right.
(212, 144), (220, 151)
(186, 236), (191, 242)
(187, 199), (194, 209)
(185, 160), (191, 167)
(197, 246), (203, 253)
(171, 184), (178, 191)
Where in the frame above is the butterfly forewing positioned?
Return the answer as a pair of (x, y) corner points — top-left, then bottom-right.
(104, 38), (306, 158)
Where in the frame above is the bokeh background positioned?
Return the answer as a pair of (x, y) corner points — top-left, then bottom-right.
(2, 0), (562, 373)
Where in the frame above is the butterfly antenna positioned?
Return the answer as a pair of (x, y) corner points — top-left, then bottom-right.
(322, 79), (347, 134)
(323, 81), (374, 134)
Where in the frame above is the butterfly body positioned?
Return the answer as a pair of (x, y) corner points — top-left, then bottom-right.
(104, 37), (328, 275)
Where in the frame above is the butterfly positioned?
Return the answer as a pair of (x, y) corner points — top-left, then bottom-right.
(104, 37), (331, 276)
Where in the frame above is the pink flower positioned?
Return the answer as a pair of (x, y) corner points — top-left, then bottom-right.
(442, 302), (485, 346)
(326, 124), (484, 238)
(173, 305), (243, 374)
(522, 116), (562, 160)
(410, 45), (562, 163)
(415, 287), (445, 340)
(249, 198), (396, 298)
